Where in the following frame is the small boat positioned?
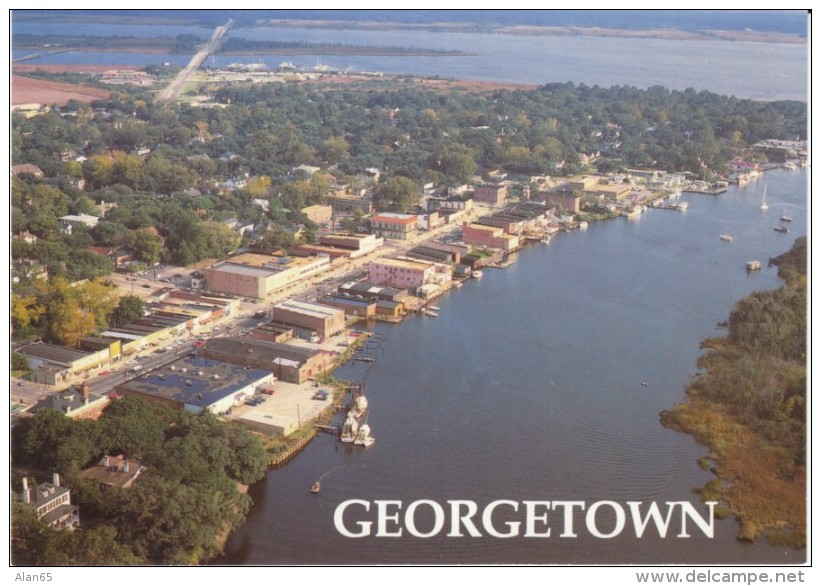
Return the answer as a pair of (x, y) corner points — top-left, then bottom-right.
(455, 281), (464, 288)
(641, 382), (649, 387)
(746, 260), (762, 271)
(780, 209), (793, 222)
(471, 270), (483, 280)
(720, 234), (733, 242)
(578, 221), (589, 229)
(541, 235), (552, 244)
(310, 481), (321, 494)
(427, 305), (440, 311)
(676, 201), (689, 211)
(773, 225), (789, 233)
(760, 186), (769, 210)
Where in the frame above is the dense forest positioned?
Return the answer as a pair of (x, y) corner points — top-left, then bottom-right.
(661, 237), (807, 547)
(11, 397), (268, 565)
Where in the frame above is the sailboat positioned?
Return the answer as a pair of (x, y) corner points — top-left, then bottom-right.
(760, 186), (769, 210)
(780, 208), (793, 222)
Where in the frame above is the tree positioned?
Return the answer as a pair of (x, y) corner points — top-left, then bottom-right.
(374, 176), (420, 212)
(112, 295), (144, 327)
(198, 221), (241, 259)
(12, 294), (46, 331)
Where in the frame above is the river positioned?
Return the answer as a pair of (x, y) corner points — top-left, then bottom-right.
(215, 169), (807, 565)
(11, 21), (808, 101)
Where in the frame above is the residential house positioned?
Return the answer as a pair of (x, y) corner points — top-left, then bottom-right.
(81, 455), (145, 489)
(21, 474), (79, 530)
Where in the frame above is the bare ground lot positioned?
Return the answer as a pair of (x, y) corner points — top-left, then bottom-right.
(12, 74), (110, 106)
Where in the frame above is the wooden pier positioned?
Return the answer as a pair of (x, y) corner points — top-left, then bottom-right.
(267, 430), (317, 469)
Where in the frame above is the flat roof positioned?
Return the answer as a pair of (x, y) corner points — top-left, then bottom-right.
(17, 343), (90, 364)
(274, 300), (343, 319)
(371, 213), (417, 224)
(371, 257), (433, 270)
(204, 337), (321, 365)
(118, 355), (272, 408)
(209, 263), (277, 278)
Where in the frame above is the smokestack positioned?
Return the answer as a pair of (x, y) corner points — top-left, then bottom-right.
(53, 473), (60, 487)
(123, 461), (129, 473)
(22, 478), (30, 504)
(82, 382), (89, 404)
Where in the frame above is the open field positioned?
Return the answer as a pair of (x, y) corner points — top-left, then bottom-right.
(12, 74), (110, 106)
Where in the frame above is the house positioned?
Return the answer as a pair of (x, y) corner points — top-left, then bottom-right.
(59, 213), (99, 233)
(14, 231), (38, 245)
(81, 455), (145, 489)
(21, 474), (79, 530)
(34, 383), (110, 420)
(11, 163), (44, 177)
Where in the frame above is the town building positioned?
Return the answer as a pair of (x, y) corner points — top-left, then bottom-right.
(33, 383), (110, 420)
(368, 257), (451, 290)
(81, 455), (145, 489)
(202, 337), (333, 384)
(461, 222), (520, 252)
(297, 232), (384, 260)
(270, 300), (345, 340)
(539, 189), (581, 214)
(369, 213), (419, 240)
(21, 474), (79, 530)
(114, 355), (275, 414)
(205, 251), (331, 300)
(473, 182), (507, 206)
(320, 293), (377, 319)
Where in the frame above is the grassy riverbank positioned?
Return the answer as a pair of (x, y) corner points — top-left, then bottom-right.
(661, 238), (807, 548)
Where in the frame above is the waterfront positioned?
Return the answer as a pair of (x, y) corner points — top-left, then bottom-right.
(11, 22), (807, 101)
(215, 169), (807, 565)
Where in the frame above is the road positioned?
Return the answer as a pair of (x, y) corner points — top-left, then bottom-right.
(156, 18), (233, 103)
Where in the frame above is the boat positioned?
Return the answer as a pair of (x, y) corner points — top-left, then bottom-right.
(760, 186), (769, 210)
(578, 221), (589, 229)
(471, 270), (483, 280)
(746, 260), (762, 271)
(455, 281), (464, 289)
(310, 481), (321, 494)
(354, 424), (375, 447)
(719, 234), (733, 242)
(784, 161), (797, 170)
(422, 308), (438, 317)
(427, 305), (440, 311)
(340, 412), (359, 443)
(541, 235), (552, 244)
(676, 201), (688, 211)
(623, 206), (642, 218)
(780, 209), (793, 222)
(774, 225), (789, 233)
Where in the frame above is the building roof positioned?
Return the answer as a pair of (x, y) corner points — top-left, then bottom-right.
(274, 300), (343, 319)
(205, 337), (321, 366)
(11, 163), (43, 176)
(17, 343), (90, 365)
(371, 257), (434, 271)
(118, 355), (272, 409)
(81, 455), (144, 488)
(371, 213), (417, 225)
(42, 385), (108, 417)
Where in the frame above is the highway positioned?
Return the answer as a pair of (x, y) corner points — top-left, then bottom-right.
(156, 18), (233, 103)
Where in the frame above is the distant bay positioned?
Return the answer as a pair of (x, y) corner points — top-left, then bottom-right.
(11, 21), (808, 101)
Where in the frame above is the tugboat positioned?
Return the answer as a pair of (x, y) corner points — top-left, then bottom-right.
(310, 481), (321, 494)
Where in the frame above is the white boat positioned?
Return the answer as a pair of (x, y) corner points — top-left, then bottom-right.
(541, 235), (551, 244)
(760, 186), (769, 210)
(422, 308), (439, 317)
(780, 209), (793, 222)
(354, 424), (375, 447)
(623, 206), (642, 218)
(774, 225), (789, 233)
(746, 260), (762, 271)
(310, 481), (321, 494)
(340, 411), (359, 443)
(720, 234), (733, 242)
(427, 305), (440, 311)
(676, 201), (688, 211)
(784, 161), (797, 170)
(578, 221), (589, 229)
(471, 270), (483, 279)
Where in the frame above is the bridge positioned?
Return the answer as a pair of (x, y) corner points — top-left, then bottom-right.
(156, 18), (233, 104)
